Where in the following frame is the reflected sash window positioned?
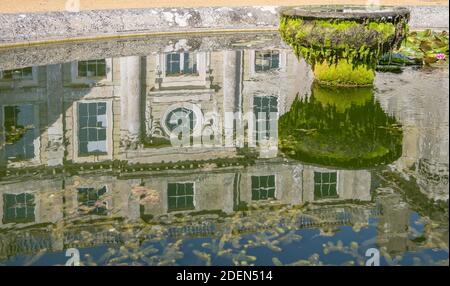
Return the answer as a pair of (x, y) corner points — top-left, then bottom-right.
(2, 193), (35, 224)
(253, 96), (278, 144)
(165, 53), (198, 76)
(255, 50), (280, 72)
(78, 102), (107, 156)
(167, 183), (194, 211)
(314, 172), (338, 200)
(0, 67), (33, 81)
(3, 105), (35, 161)
(77, 59), (106, 78)
(77, 186), (107, 215)
(251, 175), (275, 200)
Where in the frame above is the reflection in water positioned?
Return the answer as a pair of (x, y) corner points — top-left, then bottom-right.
(0, 33), (448, 266)
(279, 83), (403, 168)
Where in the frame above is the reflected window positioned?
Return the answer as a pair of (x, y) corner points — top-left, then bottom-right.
(77, 59), (106, 78)
(165, 53), (198, 76)
(164, 107), (197, 134)
(167, 183), (194, 211)
(0, 67), (33, 81)
(255, 50), (280, 72)
(314, 172), (338, 200)
(2, 193), (35, 224)
(253, 96), (278, 144)
(3, 105), (35, 161)
(78, 102), (107, 156)
(77, 186), (108, 215)
(251, 175), (275, 200)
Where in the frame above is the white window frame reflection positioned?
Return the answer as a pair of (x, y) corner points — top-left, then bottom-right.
(76, 186), (109, 216)
(249, 50), (287, 76)
(155, 52), (209, 88)
(0, 104), (41, 168)
(1, 192), (36, 225)
(165, 53), (198, 76)
(252, 95), (279, 146)
(312, 169), (340, 201)
(167, 182), (195, 212)
(71, 58), (113, 84)
(72, 99), (113, 163)
(251, 174), (276, 201)
(0, 66), (38, 88)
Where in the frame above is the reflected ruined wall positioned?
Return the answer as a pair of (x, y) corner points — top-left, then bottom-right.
(375, 68), (449, 201)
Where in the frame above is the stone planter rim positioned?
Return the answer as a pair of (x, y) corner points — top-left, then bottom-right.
(280, 5), (410, 22)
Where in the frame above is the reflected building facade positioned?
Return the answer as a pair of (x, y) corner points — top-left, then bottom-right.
(0, 39), (445, 262)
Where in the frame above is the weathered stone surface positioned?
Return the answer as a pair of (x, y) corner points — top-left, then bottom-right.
(0, 5), (446, 46)
(280, 5), (410, 21)
(0, 7), (279, 44)
(407, 5), (449, 30)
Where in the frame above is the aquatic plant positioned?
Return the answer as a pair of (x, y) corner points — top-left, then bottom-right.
(288, 253), (324, 266)
(377, 30), (449, 73)
(397, 29), (449, 66)
(436, 53), (446, 60)
(1, 191), (444, 266)
(3, 125), (34, 145)
(312, 82), (373, 112)
(279, 8), (409, 86)
(322, 240), (372, 265)
(278, 85), (403, 169)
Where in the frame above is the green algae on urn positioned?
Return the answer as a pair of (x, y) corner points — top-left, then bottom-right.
(279, 6), (410, 86)
(314, 60), (375, 87)
(278, 83), (403, 169)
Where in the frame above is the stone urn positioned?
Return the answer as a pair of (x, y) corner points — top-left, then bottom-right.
(280, 6), (410, 87)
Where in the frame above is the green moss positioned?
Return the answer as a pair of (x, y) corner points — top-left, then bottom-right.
(367, 22), (396, 40)
(280, 14), (409, 86)
(278, 85), (403, 169)
(314, 60), (375, 87)
(280, 16), (408, 69)
(313, 83), (373, 112)
(142, 137), (172, 148)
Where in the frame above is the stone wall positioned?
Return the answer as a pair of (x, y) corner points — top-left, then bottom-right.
(0, 5), (447, 46)
(0, 7), (279, 45)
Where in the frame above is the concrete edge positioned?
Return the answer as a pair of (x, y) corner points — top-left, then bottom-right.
(0, 28), (279, 50)
(0, 31), (288, 70)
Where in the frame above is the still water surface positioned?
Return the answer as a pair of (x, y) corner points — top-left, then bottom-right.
(0, 32), (448, 266)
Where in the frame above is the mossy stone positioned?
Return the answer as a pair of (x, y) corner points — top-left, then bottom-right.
(279, 6), (410, 86)
(314, 60), (375, 87)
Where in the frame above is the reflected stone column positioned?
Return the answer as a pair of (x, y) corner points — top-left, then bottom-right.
(223, 50), (243, 147)
(119, 57), (128, 147)
(125, 56), (142, 148)
(0, 107), (5, 167)
(46, 64), (64, 166)
(376, 194), (411, 254)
